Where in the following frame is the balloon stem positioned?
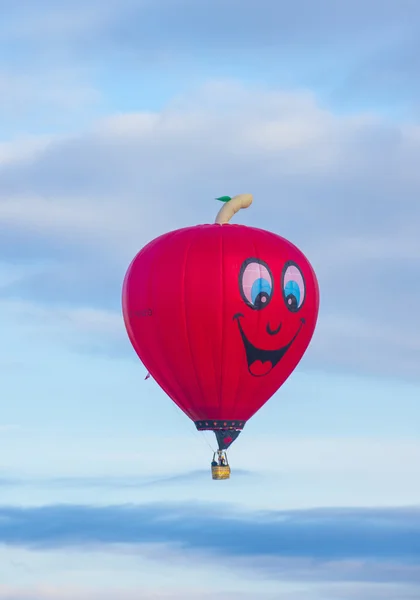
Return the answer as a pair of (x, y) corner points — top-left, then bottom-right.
(214, 194), (253, 225)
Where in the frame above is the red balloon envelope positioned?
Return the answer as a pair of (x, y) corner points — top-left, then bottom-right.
(122, 194), (319, 460)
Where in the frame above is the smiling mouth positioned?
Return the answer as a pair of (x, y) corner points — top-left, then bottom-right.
(233, 313), (305, 377)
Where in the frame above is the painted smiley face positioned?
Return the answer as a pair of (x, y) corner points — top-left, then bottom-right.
(233, 257), (306, 377)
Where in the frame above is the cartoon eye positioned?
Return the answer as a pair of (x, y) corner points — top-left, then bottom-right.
(282, 261), (305, 312)
(239, 258), (273, 310)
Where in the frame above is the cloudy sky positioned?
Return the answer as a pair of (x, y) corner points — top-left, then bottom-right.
(0, 0), (419, 598)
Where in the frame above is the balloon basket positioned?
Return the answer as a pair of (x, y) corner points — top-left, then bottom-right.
(211, 451), (231, 480)
(211, 465), (231, 480)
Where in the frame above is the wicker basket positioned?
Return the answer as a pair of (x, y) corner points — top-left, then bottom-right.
(211, 465), (231, 480)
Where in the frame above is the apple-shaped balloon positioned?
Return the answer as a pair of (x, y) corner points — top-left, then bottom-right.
(122, 194), (319, 474)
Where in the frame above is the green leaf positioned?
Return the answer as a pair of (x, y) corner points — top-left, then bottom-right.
(215, 196), (232, 203)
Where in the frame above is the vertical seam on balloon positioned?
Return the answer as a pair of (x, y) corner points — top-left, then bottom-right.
(205, 225), (220, 419)
(230, 228), (254, 420)
(251, 228), (268, 418)
(234, 228), (247, 420)
(182, 229), (206, 420)
(165, 229), (198, 416)
(219, 224), (224, 418)
(149, 231), (190, 415)
(123, 237), (164, 382)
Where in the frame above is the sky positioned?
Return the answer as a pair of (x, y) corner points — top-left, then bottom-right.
(0, 0), (419, 598)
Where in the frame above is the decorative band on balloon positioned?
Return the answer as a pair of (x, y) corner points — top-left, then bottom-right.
(194, 420), (246, 431)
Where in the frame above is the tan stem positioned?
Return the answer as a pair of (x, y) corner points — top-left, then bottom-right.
(214, 194), (253, 225)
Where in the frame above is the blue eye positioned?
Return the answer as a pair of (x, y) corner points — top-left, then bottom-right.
(284, 281), (300, 306)
(239, 258), (273, 310)
(251, 278), (272, 306)
(282, 262), (305, 312)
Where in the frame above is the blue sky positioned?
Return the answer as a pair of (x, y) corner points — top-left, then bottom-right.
(0, 1), (420, 598)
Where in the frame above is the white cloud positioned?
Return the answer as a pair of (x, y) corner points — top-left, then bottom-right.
(1, 3), (114, 40)
(0, 70), (99, 118)
(0, 584), (418, 600)
(0, 587), (291, 600)
(0, 299), (121, 343)
(0, 81), (419, 377)
(0, 136), (54, 165)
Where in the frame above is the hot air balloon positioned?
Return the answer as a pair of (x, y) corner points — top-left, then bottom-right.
(122, 194), (319, 479)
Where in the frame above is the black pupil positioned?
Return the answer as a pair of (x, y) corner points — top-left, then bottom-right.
(286, 293), (298, 310)
(254, 292), (269, 309)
